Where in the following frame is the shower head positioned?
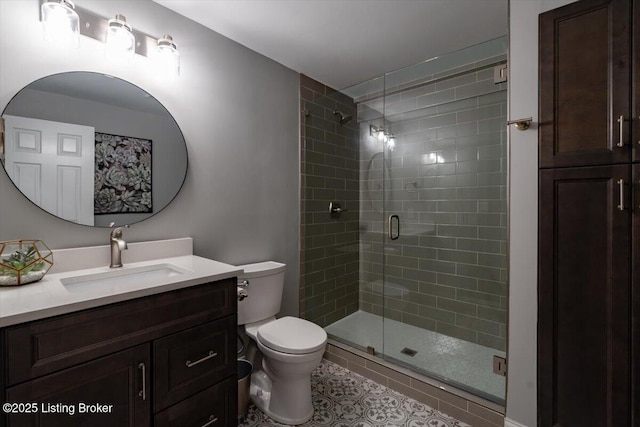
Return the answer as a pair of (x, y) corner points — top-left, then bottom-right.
(333, 110), (353, 125)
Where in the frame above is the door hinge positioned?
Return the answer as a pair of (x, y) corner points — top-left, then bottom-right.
(493, 355), (507, 376)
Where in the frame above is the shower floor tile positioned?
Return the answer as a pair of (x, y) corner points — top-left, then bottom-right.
(324, 310), (506, 402)
(239, 359), (471, 427)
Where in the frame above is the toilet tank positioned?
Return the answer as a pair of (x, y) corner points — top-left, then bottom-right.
(237, 261), (286, 325)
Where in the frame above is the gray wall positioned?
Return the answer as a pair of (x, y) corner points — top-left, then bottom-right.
(0, 0), (300, 317)
(507, 0), (577, 426)
(300, 75), (359, 327)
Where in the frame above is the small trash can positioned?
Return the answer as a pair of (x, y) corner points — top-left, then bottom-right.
(237, 359), (253, 421)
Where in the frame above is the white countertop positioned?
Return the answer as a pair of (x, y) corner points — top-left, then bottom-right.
(0, 255), (242, 328)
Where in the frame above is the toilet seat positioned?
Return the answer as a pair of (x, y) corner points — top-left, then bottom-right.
(257, 316), (327, 355)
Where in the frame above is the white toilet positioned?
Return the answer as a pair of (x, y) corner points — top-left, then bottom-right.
(237, 261), (327, 425)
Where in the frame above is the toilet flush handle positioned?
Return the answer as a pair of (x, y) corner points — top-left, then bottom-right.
(237, 280), (249, 300)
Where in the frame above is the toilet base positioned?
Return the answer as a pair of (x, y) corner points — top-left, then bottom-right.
(250, 369), (314, 425)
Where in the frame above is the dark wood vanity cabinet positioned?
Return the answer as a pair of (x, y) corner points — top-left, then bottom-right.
(0, 278), (238, 427)
(539, 1), (639, 426)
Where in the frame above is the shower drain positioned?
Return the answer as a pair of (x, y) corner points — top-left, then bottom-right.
(400, 347), (417, 357)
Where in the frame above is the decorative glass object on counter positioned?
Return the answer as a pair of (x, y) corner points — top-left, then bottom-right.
(0, 240), (54, 286)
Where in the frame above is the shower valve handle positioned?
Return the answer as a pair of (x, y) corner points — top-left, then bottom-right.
(329, 202), (348, 214)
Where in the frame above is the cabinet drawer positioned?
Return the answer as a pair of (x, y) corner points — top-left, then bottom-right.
(154, 376), (236, 427)
(4, 279), (235, 386)
(5, 345), (150, 427)
(154, 316), (236, 412)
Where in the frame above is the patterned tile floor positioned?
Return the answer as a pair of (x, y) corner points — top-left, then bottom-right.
(238, 360), (471, 427)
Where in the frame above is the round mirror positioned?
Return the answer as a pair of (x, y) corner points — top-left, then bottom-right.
(1, 72), (188, 227)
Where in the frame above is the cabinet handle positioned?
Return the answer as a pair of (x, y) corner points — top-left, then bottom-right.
(617, 179), (625, 211)
(617, 115), (626, 147)
(186, 350), (217, 368)
(138, 363), (146, 401)
(201, 415), (218, 427)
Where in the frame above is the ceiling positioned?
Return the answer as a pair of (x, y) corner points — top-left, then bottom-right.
(152, 0), (508, 90)
(28, 73), (169, 116)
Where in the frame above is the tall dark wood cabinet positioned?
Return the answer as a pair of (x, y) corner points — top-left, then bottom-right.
(538, 166), (631, 427)
(539, 0), (638, 426)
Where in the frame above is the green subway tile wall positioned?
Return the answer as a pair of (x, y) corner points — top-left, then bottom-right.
(300, 75), (360, 326)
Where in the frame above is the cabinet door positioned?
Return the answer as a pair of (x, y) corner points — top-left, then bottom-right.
(5, 345), (150, 427)
(538, 165), (631, 427)
(540, 0), (631, 168)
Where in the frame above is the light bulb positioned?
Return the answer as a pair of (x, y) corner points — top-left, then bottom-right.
(41, 0), (80, 48)
(387, 136), (396, 151)
(154, 35), (180, 80)
(105, 15), (135, 60)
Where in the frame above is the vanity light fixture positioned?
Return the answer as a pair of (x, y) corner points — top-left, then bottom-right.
(369, 125), (387, 142)
(387, 134), (396, 151)
(41, 0), (80, 48)
(370, 124), (394, 148)
(105, 14), (135, 59)
(38, 1), (180, 77)
(154, 35), (180, 78)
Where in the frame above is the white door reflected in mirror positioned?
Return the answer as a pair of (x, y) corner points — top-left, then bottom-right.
(3, 115), (95, 225)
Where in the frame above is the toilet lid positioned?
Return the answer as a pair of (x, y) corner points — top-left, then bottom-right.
(257, 316), (327, 355)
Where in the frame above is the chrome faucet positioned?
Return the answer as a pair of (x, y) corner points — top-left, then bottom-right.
(109, 223), (129, 268)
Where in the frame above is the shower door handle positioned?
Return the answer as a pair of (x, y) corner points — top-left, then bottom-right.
(388, 215), (400, 240)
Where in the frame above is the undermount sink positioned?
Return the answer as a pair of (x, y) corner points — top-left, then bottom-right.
(61, 263), (190, 293)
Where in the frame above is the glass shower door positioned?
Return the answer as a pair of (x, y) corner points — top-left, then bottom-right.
(380, 38), (508, 403)
(315, 37), (508, 406)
